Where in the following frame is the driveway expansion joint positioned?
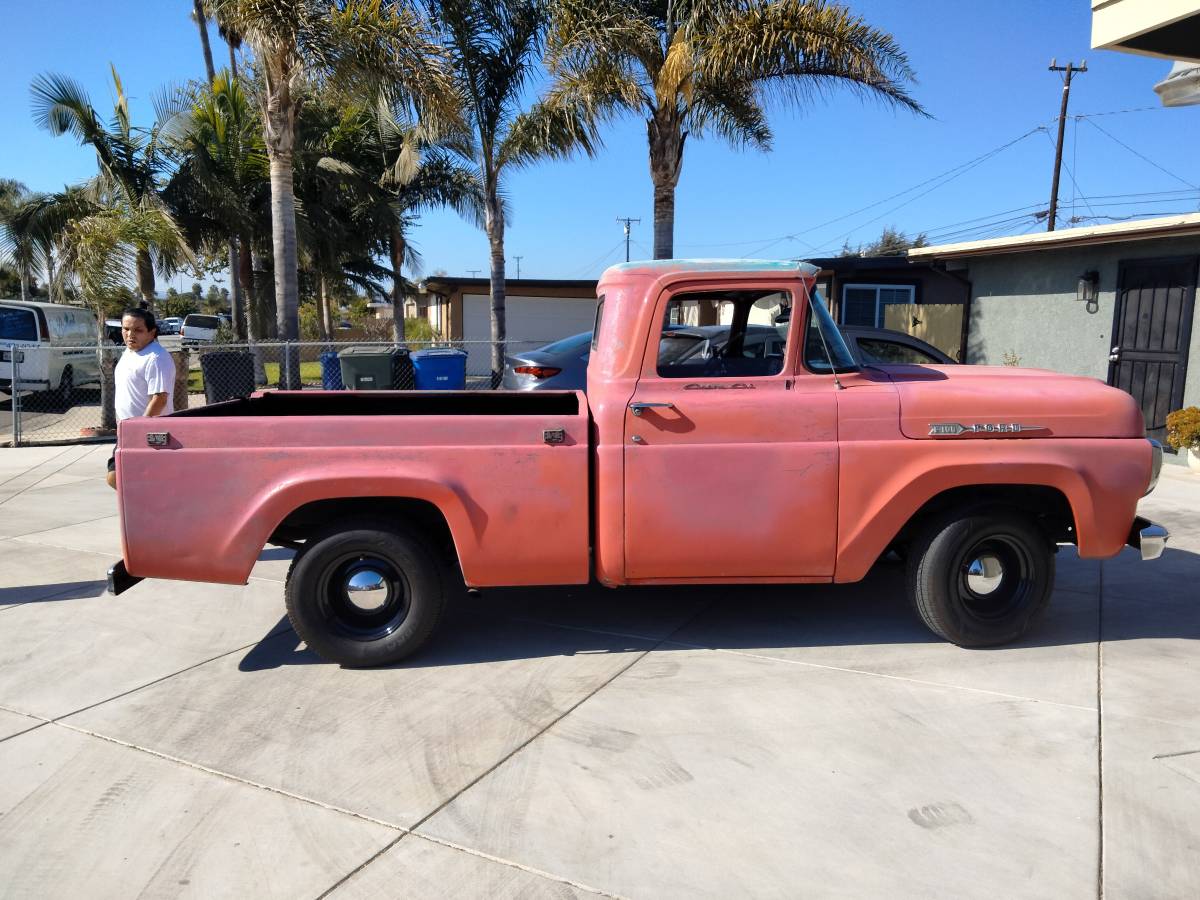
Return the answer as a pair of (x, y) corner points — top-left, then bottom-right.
(315, 601), (718, 900)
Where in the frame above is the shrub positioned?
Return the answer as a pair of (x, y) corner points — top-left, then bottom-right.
(1165, 406), (1200, 451)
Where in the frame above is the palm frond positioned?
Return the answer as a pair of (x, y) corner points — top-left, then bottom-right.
(497, 97), (604, 171)
(696, 0), (926, 116)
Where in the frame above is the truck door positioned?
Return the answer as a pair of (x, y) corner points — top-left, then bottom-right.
(623, 286), (839, 580)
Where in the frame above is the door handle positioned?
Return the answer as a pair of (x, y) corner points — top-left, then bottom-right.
(629, 401), (675, 417)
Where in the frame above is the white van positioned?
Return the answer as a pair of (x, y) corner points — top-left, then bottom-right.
(180, 313), (220, 345)
(0, 300), (101, 402)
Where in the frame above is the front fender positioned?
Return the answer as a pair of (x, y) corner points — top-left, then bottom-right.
(834, 439), (1149, 582)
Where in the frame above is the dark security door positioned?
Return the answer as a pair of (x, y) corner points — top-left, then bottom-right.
(1109, 256), (1198, 441)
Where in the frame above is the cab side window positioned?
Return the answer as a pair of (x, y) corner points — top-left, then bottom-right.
(656, 291), (791, 379)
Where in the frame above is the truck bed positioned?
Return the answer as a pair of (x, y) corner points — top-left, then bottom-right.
(171, 390), (582, 418)
(116, 390), (591, 588)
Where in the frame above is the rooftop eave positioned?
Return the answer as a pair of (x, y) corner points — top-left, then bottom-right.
(1091, 0), (1200, 63)
(907, 213), (1200, 262)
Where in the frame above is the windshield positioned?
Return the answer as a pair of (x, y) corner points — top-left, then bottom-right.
(803, 288), (858, 373)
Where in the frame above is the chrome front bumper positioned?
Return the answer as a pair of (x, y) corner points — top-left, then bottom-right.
(1127, 517), (1169, 561)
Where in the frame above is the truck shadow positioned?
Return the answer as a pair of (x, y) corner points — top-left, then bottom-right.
(238, 545), (1200, 670)
(1, 579), (108, 606)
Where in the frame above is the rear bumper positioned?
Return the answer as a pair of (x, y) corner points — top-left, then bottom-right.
(1127, 516), (1169, 561)
(107, 560), (144, 595)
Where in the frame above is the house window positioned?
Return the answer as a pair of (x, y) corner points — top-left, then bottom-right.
(840, 284), (915, 327)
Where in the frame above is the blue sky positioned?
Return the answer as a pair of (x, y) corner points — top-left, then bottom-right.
(1, 0), (1196, 285)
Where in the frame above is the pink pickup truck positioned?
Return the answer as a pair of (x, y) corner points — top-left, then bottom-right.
(109, 260), (1167, 666)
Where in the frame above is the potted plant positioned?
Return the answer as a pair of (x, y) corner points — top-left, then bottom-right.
(1165, 406), (1200, 472)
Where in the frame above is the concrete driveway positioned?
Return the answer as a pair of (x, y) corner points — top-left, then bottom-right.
(1, 444), (1197, 899)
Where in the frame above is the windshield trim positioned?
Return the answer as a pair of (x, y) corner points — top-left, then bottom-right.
(801, 287), (860, 376)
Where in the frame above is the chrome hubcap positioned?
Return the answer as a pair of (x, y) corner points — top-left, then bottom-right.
(344, 567), (390, 613)
(965, 554), (1004, 595)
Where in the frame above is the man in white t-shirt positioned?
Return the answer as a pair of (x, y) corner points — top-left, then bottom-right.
(107, 308), (176, 489)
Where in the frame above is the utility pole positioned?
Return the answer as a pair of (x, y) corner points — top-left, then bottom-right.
(617, 216), (641, 262)
(512, 256), (523, 279)
(1047, 58), (1087, 232)
(467, 269), (480, 277)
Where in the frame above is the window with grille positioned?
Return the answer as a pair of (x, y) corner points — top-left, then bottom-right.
(839, 284), (916, 327)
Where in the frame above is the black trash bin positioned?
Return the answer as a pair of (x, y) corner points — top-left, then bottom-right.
(199, 350), (256, 404)
(337, 346), (413, 390)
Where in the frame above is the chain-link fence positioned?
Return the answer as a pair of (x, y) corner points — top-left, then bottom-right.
(2, 338), (550, 446)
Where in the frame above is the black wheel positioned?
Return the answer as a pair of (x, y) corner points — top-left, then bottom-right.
(908, 510), (1054, 647)
(55, 367), (74, 408)
(284, 520), (446, 666)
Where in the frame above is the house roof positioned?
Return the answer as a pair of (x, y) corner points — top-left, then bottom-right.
(420, 277), (597, 293)
(907, 213), (1200, 261)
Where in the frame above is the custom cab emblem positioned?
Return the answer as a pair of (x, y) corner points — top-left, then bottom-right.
(929, 423), (1047, 436)
(683, 383), (757, 390)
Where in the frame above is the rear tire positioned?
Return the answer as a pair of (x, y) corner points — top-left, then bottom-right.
(908, 510), (1054, 647)
(55, 367), (74, 408)
(285, 520), (446, 667)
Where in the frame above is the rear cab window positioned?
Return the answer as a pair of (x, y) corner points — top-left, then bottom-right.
(590, 297), (605, 352)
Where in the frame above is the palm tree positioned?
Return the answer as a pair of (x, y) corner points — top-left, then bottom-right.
(4, 186), (96, 304)
(432, 0), (604, 383)
(57, 198), (195, 428)
(547, 0), (925, 258)
(161, 71), (270, 344)
(317, 95), (482, 342)
(0, 180), (43, 301)
(192, 0), (218, 83)
(203, 0), (456, 386)
(31, 67), (188, 304)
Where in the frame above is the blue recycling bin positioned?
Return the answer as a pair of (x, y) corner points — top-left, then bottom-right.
(320, 350), (344, 390)
(411, 348), (467, 390)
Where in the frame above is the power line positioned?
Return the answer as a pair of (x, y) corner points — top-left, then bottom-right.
(1046, 59), (1087, 231)
(1071, 105), (1165, 118)
(1041, 127), (1099, 223)
(616, 216), (641, 262)
(1083, 118), (1198, 190)
(798, 126), (1051, 248)
(567, 238), (626, 278)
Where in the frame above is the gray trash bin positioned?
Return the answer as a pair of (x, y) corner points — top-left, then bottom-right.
(337, 346), (413, 390)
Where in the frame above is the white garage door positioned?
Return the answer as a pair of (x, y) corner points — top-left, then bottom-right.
(463, 293), (599, 374)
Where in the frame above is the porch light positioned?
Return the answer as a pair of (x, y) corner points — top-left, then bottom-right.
(1077, 270), (1100, 303)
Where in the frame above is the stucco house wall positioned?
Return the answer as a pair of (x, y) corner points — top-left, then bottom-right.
(962, 236), (1200, 407)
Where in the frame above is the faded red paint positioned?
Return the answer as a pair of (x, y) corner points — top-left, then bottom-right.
(117, 261), (1156, 591)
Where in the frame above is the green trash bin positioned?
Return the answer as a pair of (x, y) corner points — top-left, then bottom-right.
(337, 346), (413, 390)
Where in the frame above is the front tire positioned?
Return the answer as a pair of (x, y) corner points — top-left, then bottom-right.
(285, 521), (446, 667)
(908, 510), (1054, 647)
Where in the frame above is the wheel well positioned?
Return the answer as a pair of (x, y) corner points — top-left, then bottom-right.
(269, 497), (456, 561)
(893, 484), (1077, 549)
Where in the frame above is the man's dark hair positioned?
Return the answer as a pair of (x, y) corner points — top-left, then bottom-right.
(121, 308), (158, 334)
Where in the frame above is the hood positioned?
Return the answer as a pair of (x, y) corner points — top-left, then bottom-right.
(877, 365), (1145, 440)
